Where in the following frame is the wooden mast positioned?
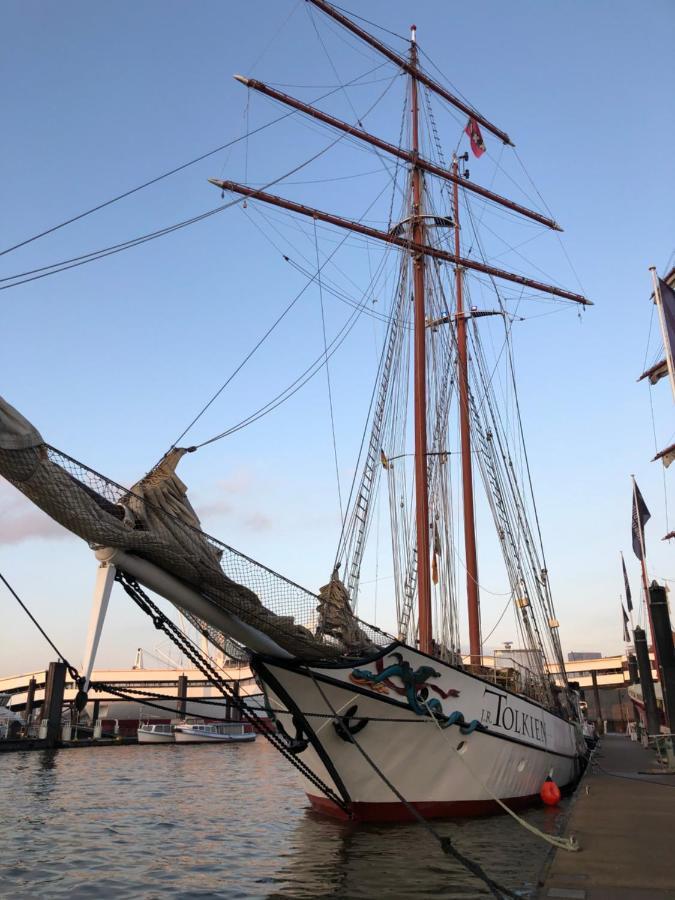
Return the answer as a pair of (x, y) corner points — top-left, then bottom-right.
(409, 26), (432, 655)
(453, 158), (481, 666)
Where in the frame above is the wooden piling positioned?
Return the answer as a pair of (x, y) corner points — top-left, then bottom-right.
(23, 677), (36, 725)
(590, 669), (604, 734)
(177, 674), (188, 719)
(634, 626), (660, 736)
(42, 662), (67, 748)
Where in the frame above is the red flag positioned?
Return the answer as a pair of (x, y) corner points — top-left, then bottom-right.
(465, 117), (486, 158)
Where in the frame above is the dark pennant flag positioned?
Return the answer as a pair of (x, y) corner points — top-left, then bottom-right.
(631, 480), (651, 561)
(622, 605), (630, 643)
(657, 276), (675, 393)
(621, 551), (633, 612)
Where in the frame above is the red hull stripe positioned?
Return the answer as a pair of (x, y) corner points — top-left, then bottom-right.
(307, 789), (561, 823)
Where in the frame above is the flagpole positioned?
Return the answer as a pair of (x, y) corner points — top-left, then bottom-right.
(650, 266), (675, 403)
(632, 475), (660, 679)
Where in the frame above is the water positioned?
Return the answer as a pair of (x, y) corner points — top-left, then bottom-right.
(0, 741), (568, 899)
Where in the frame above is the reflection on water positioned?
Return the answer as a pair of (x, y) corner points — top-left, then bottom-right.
(0, 741), (566, 898)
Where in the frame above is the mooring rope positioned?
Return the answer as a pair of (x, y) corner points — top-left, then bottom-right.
(305, 667), (521, 900)
(423, 700), (579, 852)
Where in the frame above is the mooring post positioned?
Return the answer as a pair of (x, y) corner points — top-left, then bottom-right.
(590, 669), (604, 734)
(648, 581), (675, 732)
(233, 680), (240, 723)
(177, 674), (188, 719)
(91, 699), (100, 726)
(42, 662), (67, 748)
(23, 676), (37, 726)
(634, 626), (660, 737)
(627, 652), (639, 685)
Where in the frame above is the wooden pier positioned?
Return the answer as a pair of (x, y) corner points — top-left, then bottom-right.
(538, 735), (675, 899)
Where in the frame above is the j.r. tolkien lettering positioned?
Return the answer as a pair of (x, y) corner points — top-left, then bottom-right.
(482, 688), (547, 744)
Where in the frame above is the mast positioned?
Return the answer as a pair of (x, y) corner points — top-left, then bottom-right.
(410, 25), (432, 655)
(453, 157), (481, 666)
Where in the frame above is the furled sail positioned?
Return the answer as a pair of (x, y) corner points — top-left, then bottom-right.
(0, 396), (384, 660)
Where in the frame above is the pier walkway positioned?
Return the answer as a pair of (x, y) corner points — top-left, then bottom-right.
(538, 734), (675, 899)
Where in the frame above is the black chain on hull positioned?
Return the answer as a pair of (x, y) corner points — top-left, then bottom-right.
(114, 570), (350, 814)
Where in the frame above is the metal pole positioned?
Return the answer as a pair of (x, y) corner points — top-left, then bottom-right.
(590, 669), (604, 735)
(82, 561), (116, 691)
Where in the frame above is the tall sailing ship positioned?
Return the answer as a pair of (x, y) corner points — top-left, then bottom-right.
(0, 1), (589, 820)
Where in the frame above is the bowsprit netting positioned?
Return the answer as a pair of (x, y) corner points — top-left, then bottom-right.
(0, 395), (391, 661)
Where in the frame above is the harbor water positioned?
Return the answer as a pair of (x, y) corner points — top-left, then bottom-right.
(0, 740), (569, 898)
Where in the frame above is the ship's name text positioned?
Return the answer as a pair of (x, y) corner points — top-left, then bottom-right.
(481, 688), (547, 744)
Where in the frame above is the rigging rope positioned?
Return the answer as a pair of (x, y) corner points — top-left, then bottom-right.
(314, 217), (344, 521)
(305, 667), (521, 900)
(0, 61), (390, 272)
(0, 571), (79, 681)
(166, 72), (402, 451)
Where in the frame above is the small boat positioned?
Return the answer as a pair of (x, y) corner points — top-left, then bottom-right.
(137, 722), (175, 743)
(173, 721), (256, 743)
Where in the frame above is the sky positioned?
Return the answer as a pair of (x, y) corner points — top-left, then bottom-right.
(1, 0), (674, 676)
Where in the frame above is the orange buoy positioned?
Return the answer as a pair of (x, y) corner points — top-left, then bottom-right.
(540, 776), (561, 806)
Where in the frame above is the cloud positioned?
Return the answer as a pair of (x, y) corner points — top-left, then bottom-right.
(241, 512), (273, 532)
(192, 469), (272, 533)
(194, 496), (233, 518)
(0, 485), (68, 545)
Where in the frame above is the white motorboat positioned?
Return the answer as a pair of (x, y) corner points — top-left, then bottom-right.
(173, 721), (256, 743)
(137, 722), (175, 743)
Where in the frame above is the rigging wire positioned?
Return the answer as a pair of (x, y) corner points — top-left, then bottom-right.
(314, 217), (345, 521)
(189, 201), (395, 450)
(169, 72), (402, 451)
(329, 2), (409, 43)
(306, 2), (406, 203)
(0, 571), (74, 672)
(0, 61), (389, 264)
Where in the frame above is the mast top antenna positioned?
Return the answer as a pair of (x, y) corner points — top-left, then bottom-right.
(410, 24), (417, 43)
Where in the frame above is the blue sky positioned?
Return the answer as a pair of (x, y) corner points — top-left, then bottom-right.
(1, 0), (674, 676)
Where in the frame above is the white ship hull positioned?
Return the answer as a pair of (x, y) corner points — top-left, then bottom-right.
(254, 642), (586, 822)
(137, 727), (174, 744)
(174, 725), (256, 743)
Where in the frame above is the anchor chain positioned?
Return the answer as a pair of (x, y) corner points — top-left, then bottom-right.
(113, 571), (350, 814)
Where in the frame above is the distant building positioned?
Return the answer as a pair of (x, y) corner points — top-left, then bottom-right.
(568, 651), (602, 661)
